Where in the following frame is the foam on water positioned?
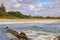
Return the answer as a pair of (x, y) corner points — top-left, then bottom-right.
(23, 30), (57, 40)
(0, 21), (60, 40)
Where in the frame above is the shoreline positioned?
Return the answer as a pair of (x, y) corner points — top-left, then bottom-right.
(0, 19), (60, 24)
(0, 19), (60, 22)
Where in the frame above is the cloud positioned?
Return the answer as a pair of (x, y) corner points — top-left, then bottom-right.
(21, 0), (35, 4)
(0, 0), (2, 4)
(28, 5), (39, 11)
(12, 0), (17, 2)
(56, 0), (60, 3)
(12, 0), (22, 3)
(29, 5), (35, 10)
(0, 0), (60, 17)
(58, 10), (60, 13)
(13, 3), (21, 8)
(28, 3), (43, 12)
(12, 0), (35, 4)
(37, 3), (42, 8)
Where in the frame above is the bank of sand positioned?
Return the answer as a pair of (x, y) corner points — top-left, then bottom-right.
(0, 19), (60, 24)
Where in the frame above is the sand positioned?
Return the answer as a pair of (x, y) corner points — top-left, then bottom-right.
(0, 19), (60, 24)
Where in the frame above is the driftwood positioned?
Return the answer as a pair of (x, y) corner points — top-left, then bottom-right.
(5, 27), (29, 40)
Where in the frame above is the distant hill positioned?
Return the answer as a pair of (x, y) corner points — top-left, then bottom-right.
(0, 3), (31, 19)
(0, 11), (31, 19)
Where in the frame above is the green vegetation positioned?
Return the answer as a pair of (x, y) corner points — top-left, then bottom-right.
(10, 38), (17, 40)
(0, 11), (32, 19)
(0, 3), (60, 19)
(0, 3), (31, 19)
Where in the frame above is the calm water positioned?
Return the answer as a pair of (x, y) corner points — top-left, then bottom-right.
(0, 22), (60, 40)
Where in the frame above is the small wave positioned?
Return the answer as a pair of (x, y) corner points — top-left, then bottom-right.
(35, 35), (56, 40)
(21, 30), (57, 40)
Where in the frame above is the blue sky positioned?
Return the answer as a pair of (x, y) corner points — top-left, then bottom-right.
(36, 0), (54, 3)
(0, 0), (60, 17)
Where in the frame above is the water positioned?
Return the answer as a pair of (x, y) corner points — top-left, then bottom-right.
(0, 22), (60, 40)
(0, 28), (8, 40)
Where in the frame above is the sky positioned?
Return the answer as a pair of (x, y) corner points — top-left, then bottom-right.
(0, 0), (60, 17)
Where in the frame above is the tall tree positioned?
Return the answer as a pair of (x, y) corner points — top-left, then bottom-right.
(1, 3), (6, 12)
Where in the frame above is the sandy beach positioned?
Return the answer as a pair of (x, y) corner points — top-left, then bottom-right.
(0, 19), (60, 24)
(0, 19), (60, 22)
